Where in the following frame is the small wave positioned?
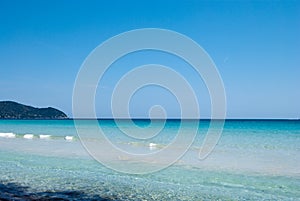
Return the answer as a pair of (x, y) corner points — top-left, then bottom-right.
(0, 132), (16, 138)
(39, 135), (51, 139)
(149, 143), (158, 150)
(1, 132), (77, 142)
(64, 136), (74, 141)
(23, 134), (34, 139)
(149, 143), (165, 149)
(126, 141), (165, 150)
(218, 182), (245, 188)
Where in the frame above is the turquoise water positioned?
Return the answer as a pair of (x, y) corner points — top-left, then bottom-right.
(0, 120), (299, 200)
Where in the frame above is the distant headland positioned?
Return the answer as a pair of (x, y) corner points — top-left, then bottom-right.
(0, 101), (68, 119)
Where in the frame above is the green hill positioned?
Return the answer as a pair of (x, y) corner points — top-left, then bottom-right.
(0, 101), (68, 119)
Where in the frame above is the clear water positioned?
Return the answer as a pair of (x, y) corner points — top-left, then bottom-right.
(0, 120), (299, 200)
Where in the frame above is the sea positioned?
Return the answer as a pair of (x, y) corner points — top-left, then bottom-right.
(0, 119), (299, 200)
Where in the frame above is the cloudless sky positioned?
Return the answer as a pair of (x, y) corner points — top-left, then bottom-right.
(0, 0), (299, 118)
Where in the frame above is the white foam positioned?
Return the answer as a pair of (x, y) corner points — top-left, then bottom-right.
(24, 134), (34, 139)
(64, 136), (74, 141)
(149, 143), (158, 150)
(149, 143), (157, 147)
(39, 134), (51, 139)
(0, 132), (16, 138)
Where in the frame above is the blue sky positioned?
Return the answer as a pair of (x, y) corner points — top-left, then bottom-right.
(0, 0), (299, 118)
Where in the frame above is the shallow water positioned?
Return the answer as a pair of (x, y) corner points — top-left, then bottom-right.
(0, 120), (299, 200)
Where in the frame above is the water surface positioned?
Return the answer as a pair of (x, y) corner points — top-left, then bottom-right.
(0, 120), (299, 200)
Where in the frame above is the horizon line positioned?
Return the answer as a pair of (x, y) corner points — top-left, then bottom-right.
(1, 118), (299, 121)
